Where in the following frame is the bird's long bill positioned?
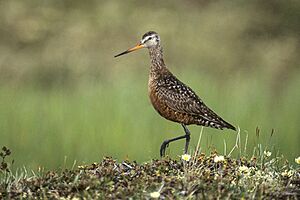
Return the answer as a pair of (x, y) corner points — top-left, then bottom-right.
(114, 43), (144, 58)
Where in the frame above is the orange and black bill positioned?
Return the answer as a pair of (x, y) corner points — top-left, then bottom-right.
(114, 43), (144, 57)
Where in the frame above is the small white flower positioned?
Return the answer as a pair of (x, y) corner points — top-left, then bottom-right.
(295, 156), (300, 164)
(239, 165), (250, 174)
(263, 150), (272, 157)
(150, 191), (160, 199)
(181, 154), (191, 162)
(214, 174), (220, 180)
(214, 155), (225, 163)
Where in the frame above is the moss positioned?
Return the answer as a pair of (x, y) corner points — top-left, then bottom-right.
(1, 154), (299, 199)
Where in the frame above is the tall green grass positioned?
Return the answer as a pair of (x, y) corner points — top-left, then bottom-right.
(0, 70), (299, 169)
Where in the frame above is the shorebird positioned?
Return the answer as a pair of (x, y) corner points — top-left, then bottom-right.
(115, 31), (236, 157)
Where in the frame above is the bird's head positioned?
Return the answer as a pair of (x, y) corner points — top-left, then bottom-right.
(114, 31), (160, 57)
(140, 31), (160, 48)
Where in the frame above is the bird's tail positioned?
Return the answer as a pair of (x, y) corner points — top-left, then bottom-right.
(202, 119), (236, 131)
(219, 119), (236, 131)
(223, 121), (236, 131)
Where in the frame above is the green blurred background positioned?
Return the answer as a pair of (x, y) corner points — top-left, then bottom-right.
(0, 1), (299, 169)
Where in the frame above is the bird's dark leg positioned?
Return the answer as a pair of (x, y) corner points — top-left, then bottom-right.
(182, 124), (191, 154)
(160, 135), (187, 157)
(160, 124), (191, 157)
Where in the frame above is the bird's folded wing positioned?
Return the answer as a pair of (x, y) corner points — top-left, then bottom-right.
(156, 77), (221, 122)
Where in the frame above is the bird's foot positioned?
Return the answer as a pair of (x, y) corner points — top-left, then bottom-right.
(160, 140), (170, 157)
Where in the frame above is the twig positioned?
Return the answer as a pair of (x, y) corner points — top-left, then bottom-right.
(228, 127), (240, 157)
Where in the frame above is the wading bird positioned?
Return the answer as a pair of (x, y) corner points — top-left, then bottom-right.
(115, 31), (235, 157)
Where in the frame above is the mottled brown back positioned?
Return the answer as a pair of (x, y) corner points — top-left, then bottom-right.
(149, 68), (236, 130)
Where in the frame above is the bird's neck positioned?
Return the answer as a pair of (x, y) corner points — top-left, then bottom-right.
(148, 44), (166, 74)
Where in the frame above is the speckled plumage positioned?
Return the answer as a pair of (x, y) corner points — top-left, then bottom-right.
(115, 31), (235, 156)
(149, 69), (235, 130)
(147, 35), (235, 131)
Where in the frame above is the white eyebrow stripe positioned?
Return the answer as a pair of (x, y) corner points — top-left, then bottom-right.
(141, 36), (152, 43)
